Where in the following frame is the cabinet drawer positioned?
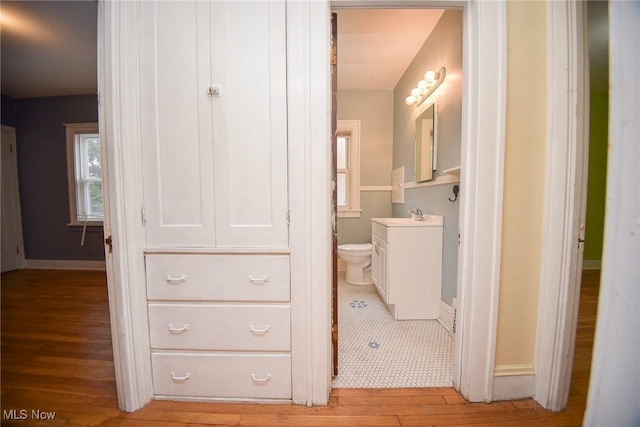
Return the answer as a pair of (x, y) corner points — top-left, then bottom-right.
(146, 255), (290, 301)
(148, 303), (290, 351)
(371, 222), (388, 241)
(151, 352), (291, 399)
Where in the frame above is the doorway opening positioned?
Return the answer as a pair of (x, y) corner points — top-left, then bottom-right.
(331, 7), (461, 389)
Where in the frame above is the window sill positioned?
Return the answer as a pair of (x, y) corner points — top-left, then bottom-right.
(67, 222), (104, 227)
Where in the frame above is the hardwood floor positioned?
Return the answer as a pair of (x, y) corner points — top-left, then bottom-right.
(1, 268), (599, 426)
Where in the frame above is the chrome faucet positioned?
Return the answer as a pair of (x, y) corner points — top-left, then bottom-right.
(409, 207), (424, 221)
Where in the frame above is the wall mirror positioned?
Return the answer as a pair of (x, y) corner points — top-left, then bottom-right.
(415, 103), (437, 182)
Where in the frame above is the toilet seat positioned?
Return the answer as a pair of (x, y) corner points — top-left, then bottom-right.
(338, 243), (372, 254)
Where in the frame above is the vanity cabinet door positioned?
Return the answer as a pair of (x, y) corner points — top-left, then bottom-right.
(138, 0), (289, 249)
(371, 234), (388, 302)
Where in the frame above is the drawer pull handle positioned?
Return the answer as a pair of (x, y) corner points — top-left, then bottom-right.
(168, 324), (189, 333)
(248, 275), (270, 284)
(166, 274), (187, 284)
(249, 325), (271, 335)
(171, 372), (191, 382)
(374, 242), (380, 255)
(250, 373), (271, 384)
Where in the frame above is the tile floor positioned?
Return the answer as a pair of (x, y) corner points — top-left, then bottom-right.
(332, 274), (454, 388)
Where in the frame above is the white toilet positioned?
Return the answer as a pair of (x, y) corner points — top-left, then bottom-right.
(337, 243), (373, 285)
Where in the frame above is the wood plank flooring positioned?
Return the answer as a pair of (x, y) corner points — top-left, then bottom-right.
(1, 268), (599, 426)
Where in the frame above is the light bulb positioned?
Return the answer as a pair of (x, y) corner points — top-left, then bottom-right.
(424, 70), (436, 82)
(405, 96), (415, 105)
(411, 88), (420, 97)
(417, 80), (427, 90)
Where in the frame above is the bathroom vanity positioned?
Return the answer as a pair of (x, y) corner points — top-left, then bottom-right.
(371, 216), (443, 320)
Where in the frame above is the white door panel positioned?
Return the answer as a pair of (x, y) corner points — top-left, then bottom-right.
(1, 126), (26, 272)
(211, 1), (289, 248)
(139, 1), (216, 247)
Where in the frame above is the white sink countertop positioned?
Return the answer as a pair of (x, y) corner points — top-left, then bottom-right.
(372, 216), (443, 227)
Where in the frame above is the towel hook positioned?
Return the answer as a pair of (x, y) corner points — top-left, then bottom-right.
(449, 184), (459, 202)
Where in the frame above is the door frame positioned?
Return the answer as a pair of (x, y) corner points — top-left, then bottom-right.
(99, 0), (153, 411)
(329, 0), (507, 403)
(535, 0), (590, 411)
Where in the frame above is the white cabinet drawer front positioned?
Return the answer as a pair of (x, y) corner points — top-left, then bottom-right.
(146, 255), (290, 301)
(151, 353), (291, 399)
(148, 304), (291, 351)
(372, 222), (388, 241)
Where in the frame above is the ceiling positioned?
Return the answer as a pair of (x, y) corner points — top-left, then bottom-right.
(1, 1), (98, 99)
(335, 9), (444, 91)
(0, 1), (608, 100)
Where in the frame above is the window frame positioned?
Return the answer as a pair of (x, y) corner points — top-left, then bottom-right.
(336, 119), (361, 218)
(65, 123), (103, 226)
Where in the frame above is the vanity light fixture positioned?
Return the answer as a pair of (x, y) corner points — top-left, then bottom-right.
(405, 66), (447, 107)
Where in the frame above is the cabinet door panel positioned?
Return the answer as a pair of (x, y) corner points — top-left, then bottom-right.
(371, 234), (388, 302)
(211, 1), (289, 248)
(139, 1), (215, 247)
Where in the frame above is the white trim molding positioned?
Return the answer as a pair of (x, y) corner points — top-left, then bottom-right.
(360, 185), (392, 192)
(25, 259), (106, 271)
(493, 364), (535, 401)
(403, 174), (459, 190)
(99, 0), (154, 412)
(438, 299), (455, 332)
(534, 0), (588, 412)
(454, 0), (507, 403)
(287, 0), (333, 406)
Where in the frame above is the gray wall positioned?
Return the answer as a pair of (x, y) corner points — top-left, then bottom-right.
(337, 90), (394, 244)
(15, 95), (105, 261)
(2, 95), (18, 127)
(392, 10), (463, 305)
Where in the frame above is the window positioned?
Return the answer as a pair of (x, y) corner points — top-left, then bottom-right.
(336, 119), (361, 217)
(65, 123), (103, 225)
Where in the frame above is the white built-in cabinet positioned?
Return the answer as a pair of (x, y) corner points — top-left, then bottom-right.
(139, 0), (288, 249)
(137, 0), (291, 401)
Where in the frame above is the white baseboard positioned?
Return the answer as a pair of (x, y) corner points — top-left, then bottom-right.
(582, 259), (601, 270)
(26, 259), (106, 271)
(492, 364), (535, 400)
(438, 299), (454, 332)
